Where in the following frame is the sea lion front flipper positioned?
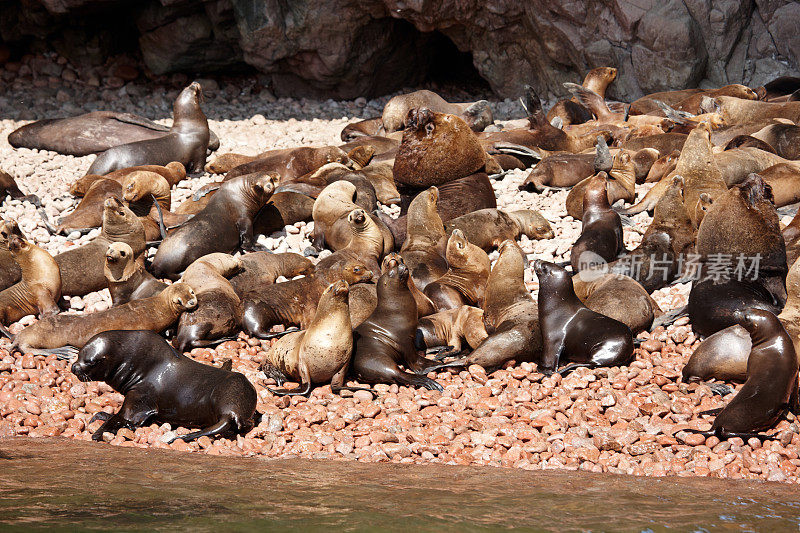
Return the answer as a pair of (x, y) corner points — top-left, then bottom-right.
(650, 305), (688, 331)
(556, 362), (595, 376)
(92, 389), (156, 441)
(707, 384), (733, 397)
(261, 361), (289, 386)
(311, 226), (326, 252)
(151, 194), (167, 240)
(268, 359), (313, 397)
(112, 113), (171, 132)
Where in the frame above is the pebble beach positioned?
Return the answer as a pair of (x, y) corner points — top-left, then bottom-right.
(1, 53), (799, 484)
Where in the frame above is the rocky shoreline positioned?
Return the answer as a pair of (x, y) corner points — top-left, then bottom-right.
(0, 53), (798, 484)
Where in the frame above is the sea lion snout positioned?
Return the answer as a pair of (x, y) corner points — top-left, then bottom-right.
(329, 280), (350, 297)
(348, 209), (366, 225)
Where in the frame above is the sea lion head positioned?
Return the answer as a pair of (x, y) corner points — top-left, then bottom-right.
(382, 262), (409, 293)
(122, 170), (169, 204)
(0, 219), (21, 250)
(105, 242), (132, 264)
(583, 171), (611, 207)
(7, 235), (28, 255)
(324, 279), (350, 299)
(341, 260), (373, 285)
(446, 228), (470, 261)
(405, 107), (435, 133)
(509, 210), (555, 240)
(533, 259), (570, 287)
(104, 242), (136, 282)
(250, 172), (279, 203)
(166, 162), (187, 180)
(103, 196), (135, 226)
(347, 208), (368, 229)
(380, 252), (403, 274)
(72, 335), (115, 383)
(167, 282), (198, 312)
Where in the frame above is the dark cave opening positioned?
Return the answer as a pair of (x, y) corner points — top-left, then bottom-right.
(423, 30), (492, 96)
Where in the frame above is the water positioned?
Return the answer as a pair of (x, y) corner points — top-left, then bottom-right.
(0, 437), (799, 531)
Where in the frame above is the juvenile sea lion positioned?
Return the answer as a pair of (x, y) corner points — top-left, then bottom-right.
(566, 151), (636, 219)
(444, 208), (553, 251)
(175, 253), (242, 352)
(71, 330), (256, 443)
(399, 187), (448, 291)
(311, 181), (391, 253)
(55, 197), (146, 297)
(381, 252), (434, 318)
(86, 83), (210, 176)
(414, 305), (488, 353)
(572, 272), (661, 334)
(421, 241), (541, 373)
(70, 162), (186, 198)
(693, 308), (798, 440)
(644, 150), (679, 183)
(104, 243), (166, 306)
(261, 280), (353, 396)
(341, 117), (384, 141)
(752, 123), (800, 160)
(423, 229), (490, 311)
(228, 252), (314, 300)
(8, 111), (219, 157)
(122, 170), (193, 241)
(382, 90), (493, 133)
(55, 179), (121, 234)
(8, 283), (197, 354)
(393, 108), (488, 188)
(682, 325), (750, 382)
(570, 173), (624, 273)
(520, 153), (595, 191)
(224, 145), (348, 181)
(240, 259), (374, 338)
(152, 173), (278, 279)
(0, 235), (61, 325)
(352, 261), (442, 391)
(535, 260), (634, 374)
(0, 220), (24, 291)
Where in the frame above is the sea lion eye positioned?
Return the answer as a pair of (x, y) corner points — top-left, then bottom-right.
(120, 250), (127, 257)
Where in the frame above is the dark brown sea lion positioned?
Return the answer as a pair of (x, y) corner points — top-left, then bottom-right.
(8, 111), (219, 157)
(534, 260), (634, 375)
(414, 305), (488, 353)
(570, 173), (624, 273)
(261, 280), (353, 396)
(174, 253), (241, 352)
(423, 229), (490, 312)
(399, 187), (448, 291)
(55, 197), (146, 297)
(688, 277), (783, 339)
(422, 240), (541, 373)
(56, 179), (121, 234)
(104, 242), (166, 306)
(152, 173), (278, 279)
(86, 83), (210, 176)
(71, 330), (256, 443)
(240, 258), (374, 338)
(0, 235), (61, 325)
(254, 191), (316, 236)
(572, 272), (661, 334)
(393, 108), (488, 189)
(444, 208), (553, 251)
(682, 325), (750, 382)
(69, 162), (186, 198)
(224, 145), (348, 181)
(382, 90), (493, 133)
(692, 308), (798, 440)
(0, 168), (34, 204)
(752, 123), (800, 160)
(351, 261), (442, 391)
(8, 283), (197, 354)
(0, 220), (23, 291)
(229, 252), (314, 300)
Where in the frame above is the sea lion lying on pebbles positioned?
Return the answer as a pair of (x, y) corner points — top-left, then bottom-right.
(71, 330), (256, 443)
(104, 243), (166, 306)
(444, 208), (553, 251)
(69, 162), (186, 198)
(414, 305), (488, 354)
(228, 252), (314, 300)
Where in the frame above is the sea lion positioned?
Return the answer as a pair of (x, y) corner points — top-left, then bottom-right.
(253, 191), (316, 236)
(414, 305), (488, 353)
(0, 168), (35, 205)
(359, 162), (401, 205)
(572, 272), (661, 334)
(71, 330), (256, 443)
(104, 243), (166, 306)
(724, 135), (777, 154)
(423, 229), (490, 311)
(713, 147), (794, 188)
(570, 173), (624, 273)
(228, 252), (314, 300)
(260, 280), (353, 396)
(534, 260), (634, 374)
(175, 253), (242, 352)
(547, 67), (617, 126)
(393, 108), (488, 188)
(444, 208), (553, 251)
(8, 111), (219, 157)
(351, 261), (442, 391)
(382, 90), (493, 133)
(421, 240), (542, 373)
(757, 164), (800, 208)
(69, 162), (186, 198)
(205, 153), (259, 174)
(224, 145), (348, 181)
(86, 83), (210, 176)
(240, 258), (374, 338)
(682, 325), (751, 382)
(151, 173), (278, 279)
(381, 252), (435, 318)
(566, 151), (636, 219)
(55, 197), (146, 297)
(620, 132), (687, 155)
(0, 220), (24, 291)
(694, 308), (798, 439)
(672, 84), (759, 114)
(55, 179), (122, 234)
(715, 96), (800, 125)
(8, 283), (197, 354)
(0, 235), (61, 325)
(341, 117), (384, 141)
(519, 153), (595, 192)
(399, 187), (448, 291)
(311, 181), (391, 253)
(121, 170), (193, 241)
(644, 150), (679, 183)
(274, 162), (379, 210)
(752, 123), (800, 160)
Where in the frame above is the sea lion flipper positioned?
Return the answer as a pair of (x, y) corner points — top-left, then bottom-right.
(171, 415), (236, 443)
(193, 186), (219, 202)
(37, 208), (58, 235)
(113, 113), (171, 132)
(649, 305), (688, 331)
(151, 194), (168, 240)
(220, 359), (233, 371)
(556, 362), (596, 376)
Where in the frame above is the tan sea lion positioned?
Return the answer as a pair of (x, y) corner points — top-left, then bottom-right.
(547, 67), (617, 126)
(224, 145), (349, 181)
(0, 220), (24, 291)
(56, 179), (122, 234)
(444, 208), (553, 251)
(381, 252), (435, 318)
(122, 170), (192, 241)
(104, 242), (166, 306)
(8, 283), (197, 354)
(399, 187), (448, 291)
(175, 253), (242, 352)
(715, 96), (800, 125)
(682, 325), (750, 382)
(414, 305), (488, 353)
(572, 272), (661, 334)
(360, 162), (401, 205)
(69, 162), (186, 198)
(55, 197), (146, 297)
(566, 151), (636, 219)
(229, 252), (314, 300)
(752, 123), (800, 160)
(382, 90), (493, 133)
(261, 280), (354, 396)
(0, 235), (61, 326)
(423, 229), (490, 311)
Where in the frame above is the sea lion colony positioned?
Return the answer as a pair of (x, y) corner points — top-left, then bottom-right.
(2, 70), (800, 477)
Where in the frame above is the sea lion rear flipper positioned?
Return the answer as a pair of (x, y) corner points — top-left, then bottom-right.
(681, 428), (780, 442)
(654, 100), (695, 124)
(220, 359), (233, 371)
(193, 186), (219, 202)
(556, 362), (595, 376)
(112, 113), (171, 132)
(417, 357), (468, 375)
(37, 208), (59, 235)
(649, 305), (688, 331)
(268, 360), (313, 397)
(151, 194), (168, 240)
(170, 415), (236, 443)
(707, 384), (733, 397)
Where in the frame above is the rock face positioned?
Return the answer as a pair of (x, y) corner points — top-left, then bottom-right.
(1, 0), (798, 100)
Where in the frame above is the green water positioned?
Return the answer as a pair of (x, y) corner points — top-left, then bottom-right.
(0, 437), (798, 531)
